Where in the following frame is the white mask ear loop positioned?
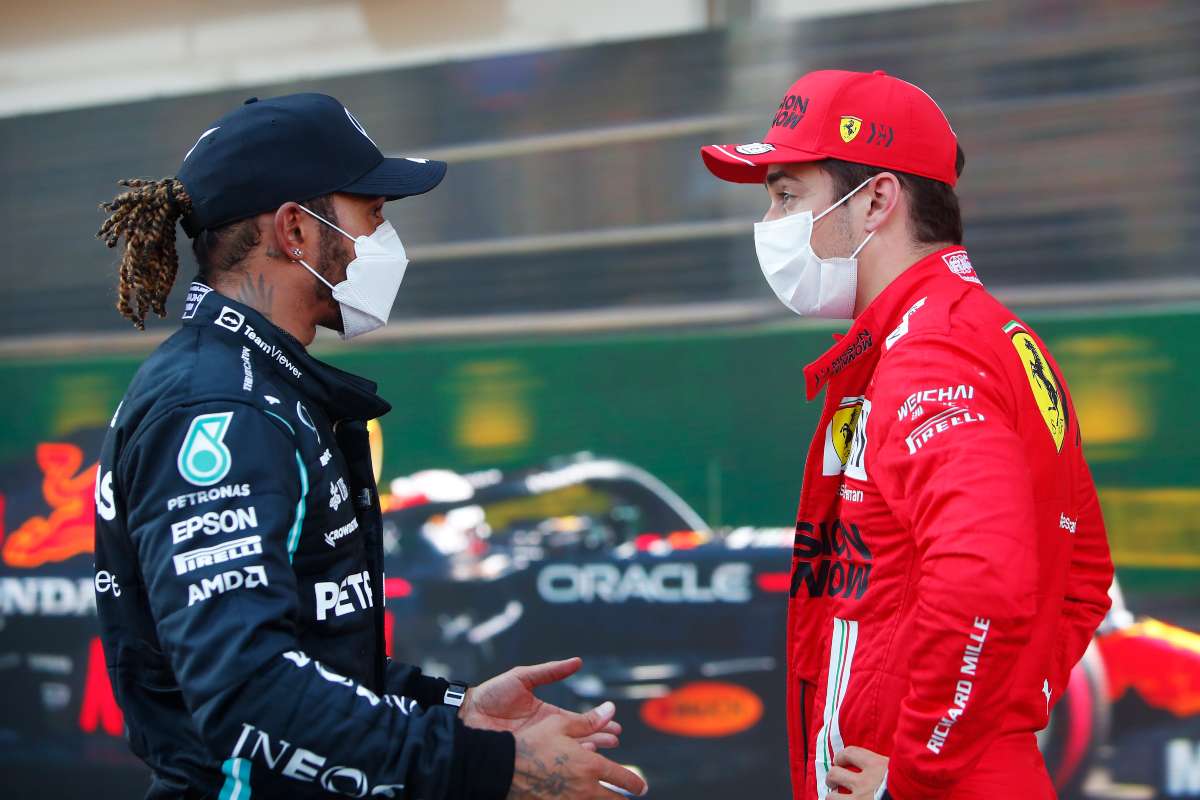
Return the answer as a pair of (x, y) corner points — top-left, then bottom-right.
(850, 230), (875, 259)
(813, 175), (876, 224)
(291, 204), (351, 291)
(294, 257), (337, 292)
(814, 175), (876, 260)
(297, 204), (356, 242)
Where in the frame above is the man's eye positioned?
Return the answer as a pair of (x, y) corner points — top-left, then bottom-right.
(778, 192), (794, 204)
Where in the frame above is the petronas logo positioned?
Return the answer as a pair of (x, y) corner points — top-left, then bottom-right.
(177, 412), (234, 486)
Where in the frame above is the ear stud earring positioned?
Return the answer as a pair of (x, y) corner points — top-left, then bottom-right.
(292, 248), (302, 257)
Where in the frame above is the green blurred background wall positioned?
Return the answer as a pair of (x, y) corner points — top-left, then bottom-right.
(5, 304), (1197, 599)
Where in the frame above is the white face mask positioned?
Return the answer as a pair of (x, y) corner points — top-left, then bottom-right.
(295, 205), (409, 340)
(753, 176), (875, 319)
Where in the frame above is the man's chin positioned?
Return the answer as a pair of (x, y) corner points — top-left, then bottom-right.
(318, 307), (345, 334)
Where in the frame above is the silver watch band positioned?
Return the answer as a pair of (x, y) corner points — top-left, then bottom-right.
(443, 681), (468, 707)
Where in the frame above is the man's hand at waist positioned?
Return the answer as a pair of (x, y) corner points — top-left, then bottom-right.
(827, 746), (889, 800)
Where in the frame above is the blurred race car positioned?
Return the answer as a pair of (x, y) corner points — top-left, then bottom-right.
(375, 453), (1200, 799)
(1, 437), (1199, 798)
(379, 456), (790, 795)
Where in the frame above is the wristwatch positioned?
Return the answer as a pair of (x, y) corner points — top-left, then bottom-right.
(443, 681), (469, 708)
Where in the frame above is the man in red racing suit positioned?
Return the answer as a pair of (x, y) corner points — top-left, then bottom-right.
(701, 69), (1114, 799)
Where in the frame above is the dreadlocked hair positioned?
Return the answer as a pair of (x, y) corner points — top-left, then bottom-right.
(97, 177), (192, 330)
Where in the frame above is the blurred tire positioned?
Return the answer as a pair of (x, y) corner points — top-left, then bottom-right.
(1038, 642), (1111, 799)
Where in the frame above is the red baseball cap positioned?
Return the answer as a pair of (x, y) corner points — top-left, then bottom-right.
(701, 69), (959, 187)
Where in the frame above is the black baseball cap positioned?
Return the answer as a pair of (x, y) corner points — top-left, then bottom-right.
(176, 93), (447, 237)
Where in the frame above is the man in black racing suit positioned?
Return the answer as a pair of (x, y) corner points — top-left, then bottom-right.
(94, 93), (646, 800)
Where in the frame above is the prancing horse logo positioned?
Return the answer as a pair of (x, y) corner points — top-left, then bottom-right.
(1023, 338), (1060, 414)
(1005, 321), (1069, 452)
(840, 116), (863, 144)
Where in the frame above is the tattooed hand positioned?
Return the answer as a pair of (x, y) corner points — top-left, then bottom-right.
(460, 658), (621, 752)
(507, 702), (647, 799)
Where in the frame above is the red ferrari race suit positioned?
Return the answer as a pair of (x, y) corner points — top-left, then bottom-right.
(786, 246), (1114, 799)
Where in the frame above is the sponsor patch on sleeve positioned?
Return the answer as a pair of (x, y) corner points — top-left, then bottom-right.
(895, 385), (985, 456)
(902, 405), (986, 455)
(173, 535), (262, 576)
(895, 384), (975, 424)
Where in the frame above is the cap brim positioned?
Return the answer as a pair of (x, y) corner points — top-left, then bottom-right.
(700, 143), (826, 184)
(341, 156), (448, 200)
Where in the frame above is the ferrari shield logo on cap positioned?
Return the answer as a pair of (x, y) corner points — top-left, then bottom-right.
(839, 116), (863, 143)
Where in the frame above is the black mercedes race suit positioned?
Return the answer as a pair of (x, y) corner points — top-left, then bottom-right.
(93, 282), (514, 799)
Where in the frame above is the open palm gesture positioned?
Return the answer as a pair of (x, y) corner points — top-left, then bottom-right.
(460, 657), (622, 751)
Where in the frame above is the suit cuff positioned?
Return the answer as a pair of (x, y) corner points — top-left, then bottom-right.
(409, 674), (452, 709)
(445, 721), (514, 800)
